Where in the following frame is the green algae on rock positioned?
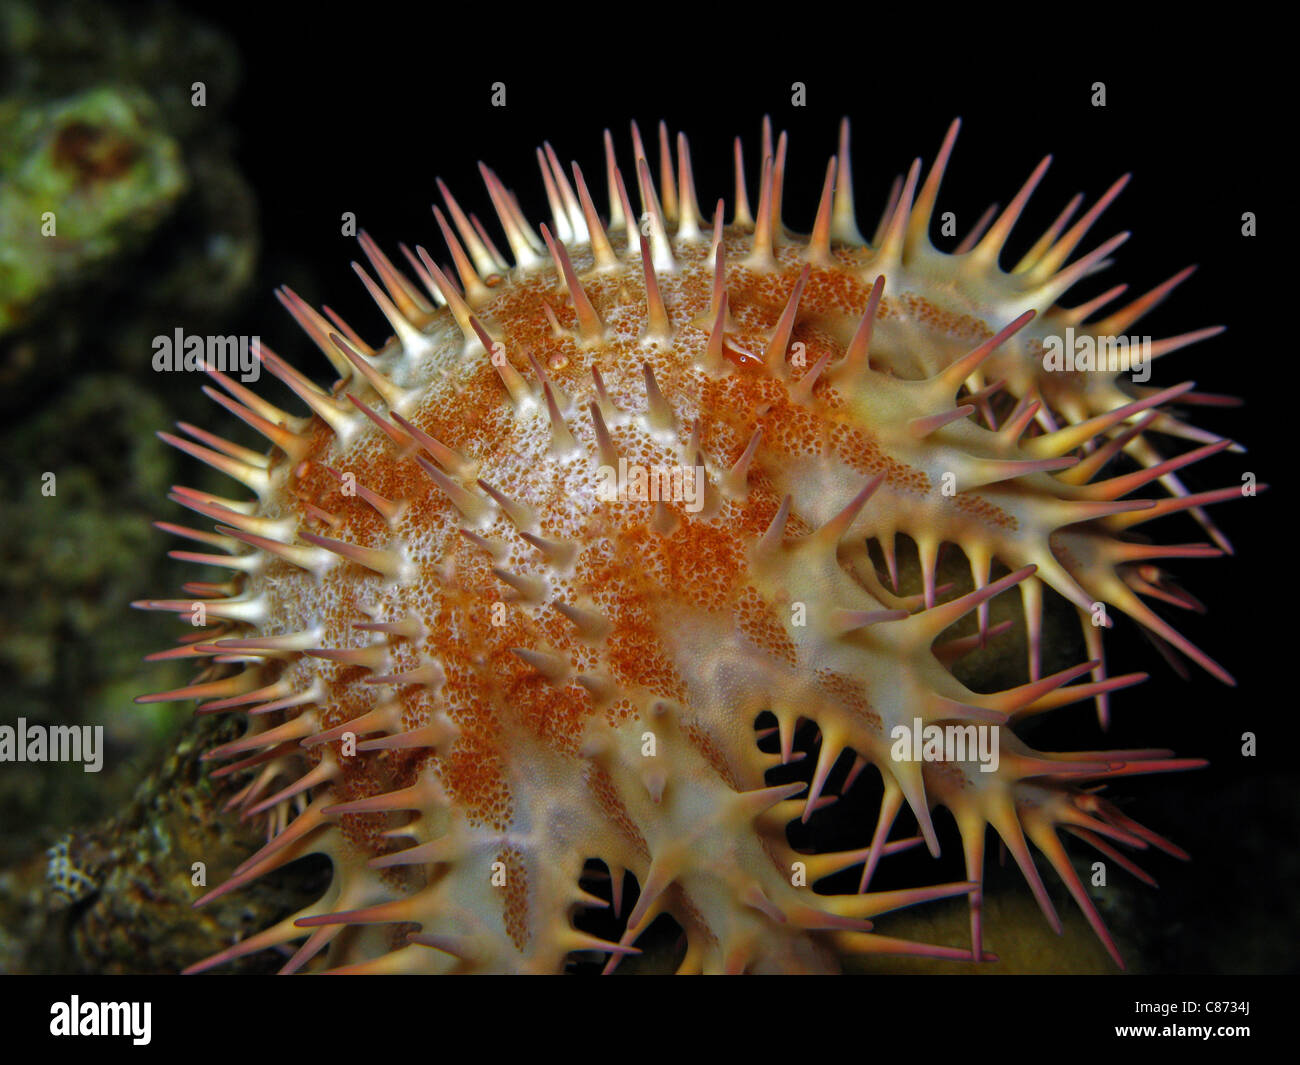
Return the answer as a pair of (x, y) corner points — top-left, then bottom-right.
(0, 87), (187, 335)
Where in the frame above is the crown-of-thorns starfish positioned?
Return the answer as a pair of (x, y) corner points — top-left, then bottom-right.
(136, 116), (1249, 974)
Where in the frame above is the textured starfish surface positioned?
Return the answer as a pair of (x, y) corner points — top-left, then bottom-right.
(137, 118), (1245, 974)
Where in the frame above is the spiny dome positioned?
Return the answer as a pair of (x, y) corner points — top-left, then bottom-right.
(137, 117), (1241, 974)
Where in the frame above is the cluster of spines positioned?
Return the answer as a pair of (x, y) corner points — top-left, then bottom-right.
(134, 115), (1245, 973)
